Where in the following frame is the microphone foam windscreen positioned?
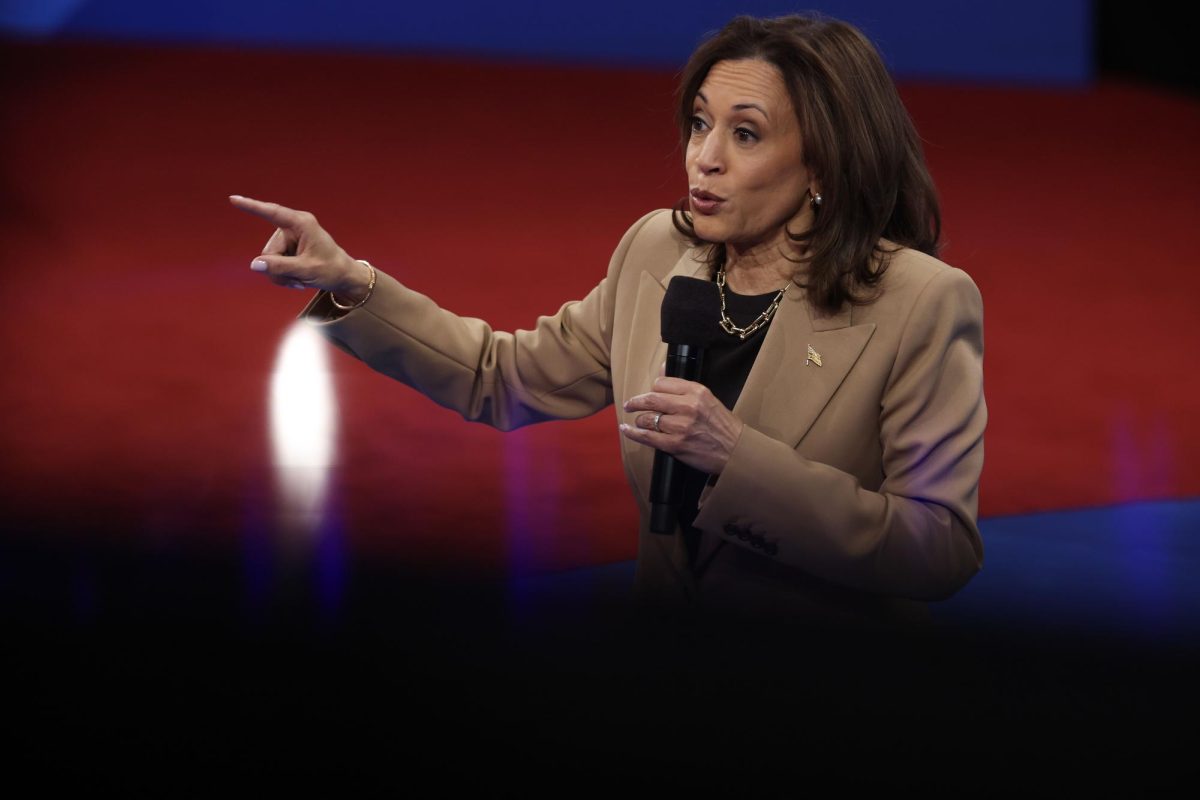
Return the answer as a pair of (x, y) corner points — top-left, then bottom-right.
(660, 276), (723, 345)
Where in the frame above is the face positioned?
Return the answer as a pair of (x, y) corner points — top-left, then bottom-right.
(686, 59), (817, 252)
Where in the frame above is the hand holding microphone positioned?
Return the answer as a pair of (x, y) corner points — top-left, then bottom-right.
(619, 276), (744, 532)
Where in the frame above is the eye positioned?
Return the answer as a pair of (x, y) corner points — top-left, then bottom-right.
(734, 127), (759, 144)
(689, 115), (708, 135)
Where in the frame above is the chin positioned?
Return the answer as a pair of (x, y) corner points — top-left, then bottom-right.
(689, 215), (726, 244)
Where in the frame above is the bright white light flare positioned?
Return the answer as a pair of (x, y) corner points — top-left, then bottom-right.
(270, 321), (337, 530)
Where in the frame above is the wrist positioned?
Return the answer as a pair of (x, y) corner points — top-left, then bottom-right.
(714, 417), (745, 474)
(330, 259), (376, 310)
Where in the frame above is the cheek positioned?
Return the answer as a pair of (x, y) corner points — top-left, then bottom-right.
(759, 160), (808, 208)
(740, 164), (786, 207)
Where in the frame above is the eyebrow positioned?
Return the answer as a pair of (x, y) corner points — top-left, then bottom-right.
(695, 91), (769, 120)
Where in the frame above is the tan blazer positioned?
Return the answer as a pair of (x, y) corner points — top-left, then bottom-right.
(302, 209), (986, 622)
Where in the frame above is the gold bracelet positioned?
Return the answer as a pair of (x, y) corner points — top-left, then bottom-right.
(330, 260), (377, 311)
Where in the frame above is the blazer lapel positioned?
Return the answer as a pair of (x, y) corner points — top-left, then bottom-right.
(692, 285), (877, 573)
(730, 287), (876, 448)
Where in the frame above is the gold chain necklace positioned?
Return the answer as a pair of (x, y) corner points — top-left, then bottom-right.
(716, 266), (789, 340)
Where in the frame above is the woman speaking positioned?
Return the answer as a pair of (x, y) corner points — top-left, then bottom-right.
(230, 14), (986, 623)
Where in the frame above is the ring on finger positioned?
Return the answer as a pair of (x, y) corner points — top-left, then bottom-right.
(652, 413), (663, 433)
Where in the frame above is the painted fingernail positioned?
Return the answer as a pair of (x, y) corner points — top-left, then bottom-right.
(288, 281), (305, 290)
(251, 259), (268, 272)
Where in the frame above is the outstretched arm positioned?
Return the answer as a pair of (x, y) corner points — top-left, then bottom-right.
(232, 195), (663, 430)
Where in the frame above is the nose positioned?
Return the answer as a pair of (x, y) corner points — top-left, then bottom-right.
(692, 131), (724, 175)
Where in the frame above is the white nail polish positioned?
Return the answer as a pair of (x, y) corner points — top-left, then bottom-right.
(251, 259), (268, 272)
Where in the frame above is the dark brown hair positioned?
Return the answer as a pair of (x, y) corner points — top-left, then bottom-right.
(672, 14), (941, 313)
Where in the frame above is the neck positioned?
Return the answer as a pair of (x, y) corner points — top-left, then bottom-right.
(723, 239), (799, 295)
(721, 204), (814, 294)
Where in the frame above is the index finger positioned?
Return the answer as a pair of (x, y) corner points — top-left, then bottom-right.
(228, 195), (304, 228)
(651, 377), (698, 394)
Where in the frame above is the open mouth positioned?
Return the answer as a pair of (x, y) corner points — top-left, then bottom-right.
(690, 188), (724, 214)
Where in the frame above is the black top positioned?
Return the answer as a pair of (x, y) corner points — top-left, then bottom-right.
(676, 284), (780, 566)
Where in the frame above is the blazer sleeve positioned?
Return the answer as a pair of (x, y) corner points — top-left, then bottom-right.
(297, 211), (661, 430)
(692, 267), (986, 601)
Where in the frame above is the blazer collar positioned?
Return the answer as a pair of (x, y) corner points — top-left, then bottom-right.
(621, 248), (708, 412)
(731, 275), (874, 448)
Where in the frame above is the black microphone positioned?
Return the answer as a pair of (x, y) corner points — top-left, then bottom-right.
(649, 276), (722, 534)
